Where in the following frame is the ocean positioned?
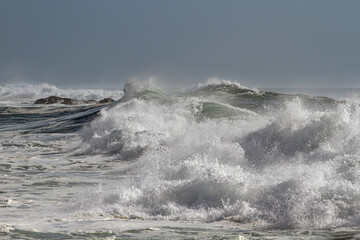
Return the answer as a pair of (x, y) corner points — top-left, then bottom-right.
(1, 80), (360, 239)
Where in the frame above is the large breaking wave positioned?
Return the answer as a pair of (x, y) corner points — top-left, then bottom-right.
(72, 79), (360, 229)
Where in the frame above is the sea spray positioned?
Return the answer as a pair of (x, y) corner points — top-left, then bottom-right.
(69, 80), (360, 229)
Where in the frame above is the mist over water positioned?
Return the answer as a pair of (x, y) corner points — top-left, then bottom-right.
(1, 79), (360, 239)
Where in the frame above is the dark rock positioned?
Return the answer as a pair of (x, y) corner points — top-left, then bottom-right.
(34, 96), (75, 105)
(34, 96), (116, 105)
(99, 98), (115, 104)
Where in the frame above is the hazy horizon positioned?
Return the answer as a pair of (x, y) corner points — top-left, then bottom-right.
(1, 0), (359, 89)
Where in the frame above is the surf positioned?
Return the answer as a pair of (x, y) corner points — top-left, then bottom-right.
(65, 79), (360, 229)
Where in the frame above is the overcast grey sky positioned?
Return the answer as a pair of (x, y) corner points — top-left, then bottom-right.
(0, 0), (359, 89)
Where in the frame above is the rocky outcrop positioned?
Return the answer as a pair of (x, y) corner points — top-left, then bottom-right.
(99, 98), (115, 104)
(34, 96), (115, 105)
(34, 96), (74, 105)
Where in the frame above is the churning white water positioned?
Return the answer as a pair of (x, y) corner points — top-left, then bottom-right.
(73, 80), (360, 229)
(1, 79), (360, 239)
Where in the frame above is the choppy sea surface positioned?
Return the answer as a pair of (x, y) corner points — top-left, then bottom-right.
(1, 81), (360, 239)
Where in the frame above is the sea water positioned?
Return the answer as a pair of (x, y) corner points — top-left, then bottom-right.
(1, 80), (360, 239)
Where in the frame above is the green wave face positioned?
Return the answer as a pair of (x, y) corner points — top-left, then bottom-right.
(120, 81), (340, 118)
(197, 101), (255, 120)
(133, 90), (169, 101)
(122, 89), (175, 105)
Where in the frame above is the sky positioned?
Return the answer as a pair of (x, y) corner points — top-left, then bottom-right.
(0, 0), (359, 89)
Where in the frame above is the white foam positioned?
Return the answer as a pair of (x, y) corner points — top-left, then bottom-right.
(69, 80), (360, 229)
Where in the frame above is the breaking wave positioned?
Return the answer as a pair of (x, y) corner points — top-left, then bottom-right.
(72, 79), (360, 229)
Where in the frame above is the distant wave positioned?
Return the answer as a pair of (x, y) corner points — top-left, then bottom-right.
(0, 83), (123, 102)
